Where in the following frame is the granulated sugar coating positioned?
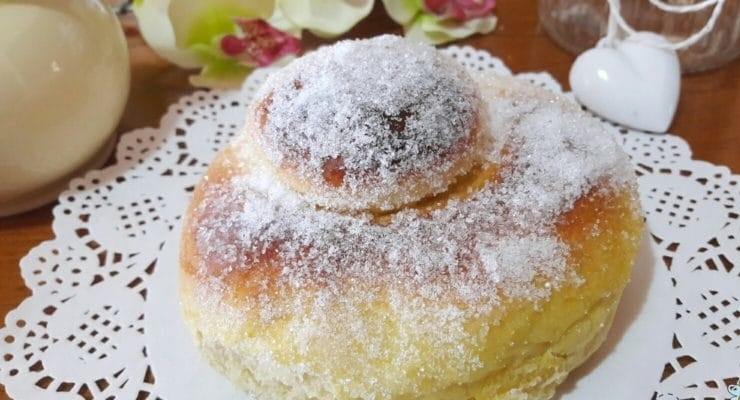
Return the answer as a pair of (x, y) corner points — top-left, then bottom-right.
(192, 81), (634, 316)
(181, 42), (644, 398)
(249, 35), (483, 210)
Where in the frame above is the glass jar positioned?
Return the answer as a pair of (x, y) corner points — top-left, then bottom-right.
(538, 0), (740, 73)
(0, 0), (130, 216)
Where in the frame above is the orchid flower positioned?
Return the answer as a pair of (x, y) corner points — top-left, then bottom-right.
(132, 0), (491, 87)
(133, 0), (300, 88)
(383, 0), (497, 44)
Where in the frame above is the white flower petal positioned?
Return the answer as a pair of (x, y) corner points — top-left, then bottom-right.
(267, 5), (302, 38)
(133, 0), (201, 67)
(406, 14), (497, 44)
(278, 0), (373, 37)
(381, 0), (420, 25)
(189, 71), (247, 89)
(428, 14), (497, 39)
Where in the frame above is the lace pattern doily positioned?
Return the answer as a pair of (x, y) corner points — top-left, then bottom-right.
(0, 47), (737, 400)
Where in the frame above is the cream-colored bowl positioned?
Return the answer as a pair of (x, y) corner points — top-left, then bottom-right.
(0, 0), (129, 216)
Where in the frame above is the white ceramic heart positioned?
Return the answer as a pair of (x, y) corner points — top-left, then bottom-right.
(569, 32), (680, 132)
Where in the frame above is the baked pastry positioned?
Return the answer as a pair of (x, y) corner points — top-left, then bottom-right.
(244, 36), (486, 211)
(181, 35), (644, 400)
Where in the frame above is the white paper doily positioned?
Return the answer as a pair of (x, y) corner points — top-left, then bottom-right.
(1, 47), (737, 400)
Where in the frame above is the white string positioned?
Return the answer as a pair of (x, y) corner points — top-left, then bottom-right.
(648, 0), (718, 13)
(599, 0), (621, 47)
(602, 0), (726, 50)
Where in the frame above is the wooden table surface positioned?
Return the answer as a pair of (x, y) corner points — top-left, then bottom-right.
(0, 2), (738, 398)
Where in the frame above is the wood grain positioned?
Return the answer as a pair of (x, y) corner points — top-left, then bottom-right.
(0, 2), (738, 398)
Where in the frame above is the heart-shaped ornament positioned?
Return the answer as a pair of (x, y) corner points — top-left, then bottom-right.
(569, 32), (681, 132)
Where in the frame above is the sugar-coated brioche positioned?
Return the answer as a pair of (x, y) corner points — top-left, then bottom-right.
(181, 36), (644, 400)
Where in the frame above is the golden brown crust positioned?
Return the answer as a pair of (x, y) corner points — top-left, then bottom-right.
(181, 142), (639, 308)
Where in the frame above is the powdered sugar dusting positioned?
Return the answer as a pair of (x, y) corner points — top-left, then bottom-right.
(250, 35), (482, 210)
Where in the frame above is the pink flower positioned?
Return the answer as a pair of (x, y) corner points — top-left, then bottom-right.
(423, 0), (496, 22)
(220, 19), (301, 67)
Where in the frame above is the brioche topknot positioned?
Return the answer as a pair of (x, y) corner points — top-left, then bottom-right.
(245, 35), (485, 211)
